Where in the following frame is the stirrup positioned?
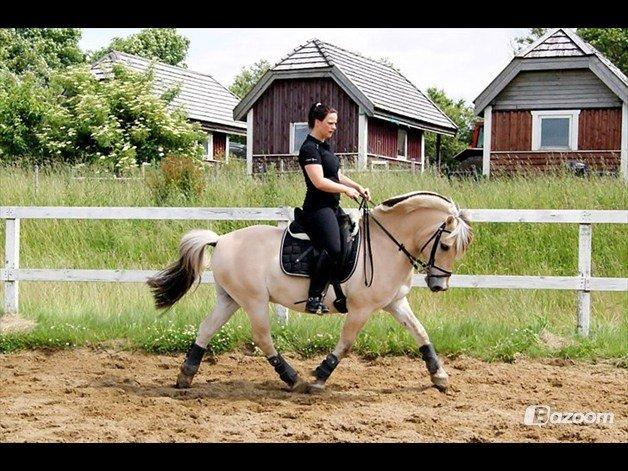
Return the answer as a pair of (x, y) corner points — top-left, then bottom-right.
(305, 296), (330, 315)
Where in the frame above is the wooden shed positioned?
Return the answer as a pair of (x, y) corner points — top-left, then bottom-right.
(233, 39), (457, 174)
(474, 28), (628, 178)
(91, 51), (246, 161)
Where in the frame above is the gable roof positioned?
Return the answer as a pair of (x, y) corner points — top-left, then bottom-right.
(91, 51), (246, 135)
(234, 39), (457, 135)
(474, 28), (628, 115)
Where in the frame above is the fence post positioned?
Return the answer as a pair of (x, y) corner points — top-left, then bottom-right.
(4, 216), (20, 315)
(275, 217), (290, 324)
(34, 164), (39, 194)
(577, 224), (592, 336)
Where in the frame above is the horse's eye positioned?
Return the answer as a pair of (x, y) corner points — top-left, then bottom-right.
(440, 243), (450, 251)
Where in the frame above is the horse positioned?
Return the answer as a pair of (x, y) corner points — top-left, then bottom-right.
(147, 191), (473, 393)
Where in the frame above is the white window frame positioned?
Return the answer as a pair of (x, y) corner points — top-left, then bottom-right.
(204, 132), (214, 159)
(290, 122), (309, 154)
(397, 129), (408, 159)
(531, 110), (580, 151)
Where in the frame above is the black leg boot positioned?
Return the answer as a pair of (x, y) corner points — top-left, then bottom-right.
(175, 342), (205, 389)
(306, 250), (333, 314)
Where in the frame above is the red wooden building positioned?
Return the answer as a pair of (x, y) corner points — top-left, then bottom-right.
(92, 51), (246, 161)
(473, 29), (628, 178)
(233, 39), (457, 174)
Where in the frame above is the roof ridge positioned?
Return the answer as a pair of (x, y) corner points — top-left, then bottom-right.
(516, 28), (589, 58)
(272, 39), (323, 69)
(311, 39), (332, 66)
(104, 50), (241, 101)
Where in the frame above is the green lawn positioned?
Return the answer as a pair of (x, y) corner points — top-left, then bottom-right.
(0, 162), (626, 362)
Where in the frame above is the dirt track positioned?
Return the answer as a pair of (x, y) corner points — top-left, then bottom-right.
(0, 348), (626, 442)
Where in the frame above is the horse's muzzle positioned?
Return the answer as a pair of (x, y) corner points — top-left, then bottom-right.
(426, 275), (448, 292)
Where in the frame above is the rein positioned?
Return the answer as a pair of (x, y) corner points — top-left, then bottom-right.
(357, 196), (452, 287)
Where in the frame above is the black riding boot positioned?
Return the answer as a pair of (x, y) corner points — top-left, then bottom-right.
(306, 249), (335, 314)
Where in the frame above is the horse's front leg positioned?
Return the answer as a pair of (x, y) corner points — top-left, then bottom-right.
(383, 296), (449, 391)
(309, 308), (372, 391)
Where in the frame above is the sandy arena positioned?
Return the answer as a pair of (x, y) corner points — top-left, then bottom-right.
(1, 348), (626, 442)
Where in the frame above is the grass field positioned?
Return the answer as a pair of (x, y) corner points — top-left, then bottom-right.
(0, 162), (626, 363)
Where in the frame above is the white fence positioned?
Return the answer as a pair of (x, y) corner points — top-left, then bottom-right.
(1, 206), (627, 336)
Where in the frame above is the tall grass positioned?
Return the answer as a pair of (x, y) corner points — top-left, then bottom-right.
(0, 162), (626, 362)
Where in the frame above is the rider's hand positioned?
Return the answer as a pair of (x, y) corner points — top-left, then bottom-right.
(359, 187), (372, 202)
(344, 186), (361, 201)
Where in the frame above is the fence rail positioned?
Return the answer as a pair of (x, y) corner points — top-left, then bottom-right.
(2, 206), (627, 336)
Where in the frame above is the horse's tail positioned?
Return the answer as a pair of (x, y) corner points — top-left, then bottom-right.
(147, 229), (220, 310)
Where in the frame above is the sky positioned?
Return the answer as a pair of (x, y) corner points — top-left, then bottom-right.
(80, 28), (530, 106)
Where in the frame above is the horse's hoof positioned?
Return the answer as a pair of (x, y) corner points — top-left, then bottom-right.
(289, 378), (311, 394)
(430, 371), (449, 392)
(175, 365), (196, 389)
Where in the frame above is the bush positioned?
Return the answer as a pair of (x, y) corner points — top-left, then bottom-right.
(146, 155), (206, 204)
(39, 65), (206, 173)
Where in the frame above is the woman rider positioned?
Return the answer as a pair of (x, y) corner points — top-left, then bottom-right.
(298, 102), (372, 314)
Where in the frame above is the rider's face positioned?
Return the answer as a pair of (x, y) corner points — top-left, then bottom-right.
(316, 113), (337, 139)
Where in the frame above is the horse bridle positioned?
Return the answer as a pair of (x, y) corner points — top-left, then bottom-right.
(358, 197), (452, 287)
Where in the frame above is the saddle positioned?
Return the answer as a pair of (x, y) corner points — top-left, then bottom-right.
(280, 207), (361, 313)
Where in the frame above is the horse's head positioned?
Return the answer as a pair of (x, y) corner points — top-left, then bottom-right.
(377, 191), (473, 292)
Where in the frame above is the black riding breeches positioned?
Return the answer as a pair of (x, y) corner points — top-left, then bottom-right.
(301, 206), (344, 296)
(301, 206), (342, 262)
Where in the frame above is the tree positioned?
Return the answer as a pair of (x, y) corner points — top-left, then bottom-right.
(229, 59), (271, 99)
(424, 87), (475, 168)
(0, 71), (51, 162)
(513, 28), (548, 52)
(90, 29), (190, 67)
(578, 28), (628, 76)
(0, 28), (85, 80)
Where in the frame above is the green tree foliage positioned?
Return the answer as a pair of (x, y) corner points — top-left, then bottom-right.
(0, 28), (85, 80)
(513, 28), (547, 51)
(90, 29), (190, 67)
(0, 64), (205, 170)
(578, 28), (628, 76)
(38, 64), (205, 171)
(229, 59), (271, 98)
(0, 71), (51, 161)
(424, 87), (475, 168)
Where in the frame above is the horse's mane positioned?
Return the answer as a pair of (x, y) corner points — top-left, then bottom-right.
(375, 191), (473, 256)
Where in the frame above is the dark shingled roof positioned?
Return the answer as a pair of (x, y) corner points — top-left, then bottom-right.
(517, 28), (627, 86)
(91, 51), (246, 134)
(235, 39), (457, 135)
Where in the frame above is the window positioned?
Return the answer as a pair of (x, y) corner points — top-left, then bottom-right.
(531, 110), (580, 151)
(290, 123), (310, 154)
(397, 129), (407, 158)
(203, 133), (214, 158)
(476, 126), (484, 149)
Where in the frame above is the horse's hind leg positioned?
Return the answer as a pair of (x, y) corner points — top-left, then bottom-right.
(383, 296), (449, 391)
(176, 283), (239, 388)
(241, 298), (309, 393)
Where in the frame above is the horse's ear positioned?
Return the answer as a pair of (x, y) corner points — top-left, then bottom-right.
(445, 215), (456, 228)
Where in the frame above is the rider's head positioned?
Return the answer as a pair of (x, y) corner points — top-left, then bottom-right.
(308, 102), (337, 141)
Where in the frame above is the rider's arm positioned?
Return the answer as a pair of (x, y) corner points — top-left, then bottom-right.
(338, 170), (363, 192)
(304, 164), (352, 194)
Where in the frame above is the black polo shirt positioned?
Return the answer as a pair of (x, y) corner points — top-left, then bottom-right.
(298, 134), (341, 212)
